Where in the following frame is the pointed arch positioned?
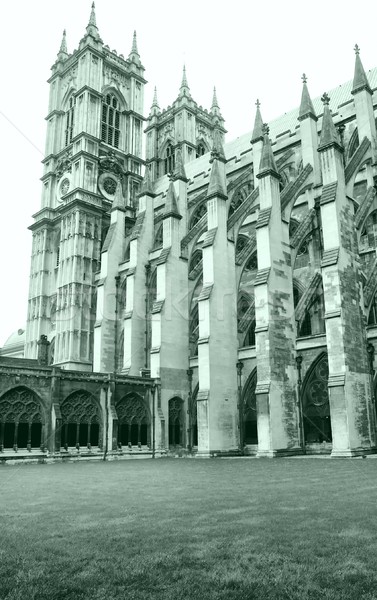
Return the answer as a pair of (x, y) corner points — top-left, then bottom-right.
(116, 392), (150, 447)
(241, 369), (258, 445)
(301, 352), (332, 444)
(60, 390), (102, 449)
(189, 202), (207, 230)
(168, 396), (185, 447)
(101, 90), (122, 148)
(0, 386), (45, 450)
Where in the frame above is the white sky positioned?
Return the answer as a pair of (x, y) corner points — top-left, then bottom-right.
(0, 0), (375, 346)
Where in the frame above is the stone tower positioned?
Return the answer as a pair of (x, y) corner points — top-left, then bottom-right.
(24, 4), (145, 370)
(144, 68), (226, 179)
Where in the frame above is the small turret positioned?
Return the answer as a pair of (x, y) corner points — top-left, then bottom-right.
(179, 65), (191, 98)
(298, 74), (317, 121)
(318, 93), (343, 153)
(85, 2), (101, 40)
(257, 124), (279, 179)
(251, 99), (264, 143)
(352, 44), (372, 95)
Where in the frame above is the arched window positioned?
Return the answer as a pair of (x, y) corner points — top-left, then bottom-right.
(196, 143), (206, 158)
(60, 391), (101, 449)
(189, 305), (199, 357)
(189, 384), (199, 448)
(189, 203), (207, 229)
(0, 387), (44, 451)
(164, 144), (175, 175)
(168, 397), (184, 446)
(153, 223), (163, 250)
(242, 370), (258, 445)
(101, 93), (120, 148)
(228, 182), (254, 217)
(189, 250), (202, 278)
(298, 288), (325, 338)
(294, 240), (310, 270)
(116, 394), (150, 447)
(360, 209), (377, 251)
(245, 253), (258, 272)
(237, 293), (255, 348)
(65, 96), (76, 146)
(301, 354), (332, 444)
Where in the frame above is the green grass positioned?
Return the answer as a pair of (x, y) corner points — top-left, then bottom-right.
(1, 458), (377, 600)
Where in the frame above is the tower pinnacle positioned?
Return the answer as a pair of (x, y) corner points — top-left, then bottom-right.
(131, 30), (139, 55)
(257, 123), (279, 179)
(85, 1), (100, 39)
(179, 65), (190, 97)
(251, 99), (264, 143)
(298, 73), (317, 121)
(57, 29), (68, 59)
(318, 93), (343, 152)
(352, 44), (372, 95)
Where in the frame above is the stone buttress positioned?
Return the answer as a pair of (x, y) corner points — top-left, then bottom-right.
(196, 134), (239, 456)
(122, 171), (155, 375)
(93, 183), (125, 372)
(318, 93), (377, 456)
(150, 173), (189, 449)
(254, 126), (301, 457)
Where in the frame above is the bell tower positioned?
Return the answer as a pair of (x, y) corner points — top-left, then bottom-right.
(24, 3), (146, 370)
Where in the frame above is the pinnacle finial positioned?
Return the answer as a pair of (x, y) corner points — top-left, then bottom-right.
(354, 43), (360, 55)
(58, 29), (68, 55)
(88, 2), (97, 27)
(152, 86), (159, 107)
(211, 86), (219, 108)
(321, 92), (330, 106)
(299, 74), (316, 121)
(180, 65), (189, 91)
(251, 99), (264, 143)
(352, 44), (372, 95)
(131, 30), (139, 55)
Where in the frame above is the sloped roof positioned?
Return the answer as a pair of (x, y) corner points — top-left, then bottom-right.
(153, 67), (377, 201)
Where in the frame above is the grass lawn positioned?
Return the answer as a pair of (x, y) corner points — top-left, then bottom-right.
(1, 457), (377, 600)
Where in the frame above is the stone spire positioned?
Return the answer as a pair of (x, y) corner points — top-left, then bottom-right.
(57, 30), (68, 60)
(179, 65), (191, 97)
(111, 180), (125, 212)
(130, 30), (139, 56)
(152, 86), (159, 109)
(207, 132), (227, 198)
(164, 180), (181, 219)
(173, 147), (188, 181)
(86, 2), (100, 38)
(298, 74), (317, 121)
(352, 44), (372, 95)
(257, 124), (279, 179)
(212, 87), (219, 108)
(141, 166), (155, 196)
(210, 128), (226, 163)
(251, 99), (264, 143)
(318, 93), (343, 152)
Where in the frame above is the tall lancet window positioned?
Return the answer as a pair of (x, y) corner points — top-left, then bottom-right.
(164, 144), (175, 175)
(65, 96), (76, 146)
(101, 94), (120, 148)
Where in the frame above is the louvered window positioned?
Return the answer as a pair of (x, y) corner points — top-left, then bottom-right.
(101, 94), (121, 148)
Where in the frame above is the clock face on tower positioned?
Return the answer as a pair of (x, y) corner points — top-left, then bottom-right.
(56, 173), (73, 204)
(98, 172), (119, 201)
(60, 178), (70, 196)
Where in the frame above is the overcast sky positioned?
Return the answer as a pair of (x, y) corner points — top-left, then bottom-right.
(0, 0), (375, 346)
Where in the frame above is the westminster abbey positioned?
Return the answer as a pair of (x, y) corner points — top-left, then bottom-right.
(0, 4), (377, 461)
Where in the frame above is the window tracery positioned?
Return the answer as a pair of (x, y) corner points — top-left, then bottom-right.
(164, 144), (175, 175)
(60, 391), (101, 449)
(101, 93), (120, 148)
(0, 387), (44, 450)
(65, 96), (76, 146)
(116, 394), (149, 447)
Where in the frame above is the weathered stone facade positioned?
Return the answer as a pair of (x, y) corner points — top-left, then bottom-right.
(1, 9), (377, 461)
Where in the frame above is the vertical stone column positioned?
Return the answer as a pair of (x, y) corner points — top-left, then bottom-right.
(122, 175), (155, 375)
(318, 93), (377, 456)
(196, 138), (239, 456)
(298, 74), (321, 188)
(150, 179), (189, 449)
(254, 126), (300, 457)
(93, 183), (126, 372)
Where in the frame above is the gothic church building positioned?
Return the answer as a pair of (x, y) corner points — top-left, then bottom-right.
(1, 4), (377, 460)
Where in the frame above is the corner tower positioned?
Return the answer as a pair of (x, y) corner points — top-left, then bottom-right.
(145, 67), (226, 179)
(24, 4), (146, 370)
